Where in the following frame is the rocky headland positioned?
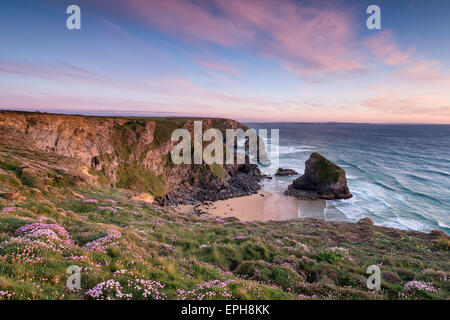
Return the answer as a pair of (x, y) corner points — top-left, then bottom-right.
(0, 110), (263, 205)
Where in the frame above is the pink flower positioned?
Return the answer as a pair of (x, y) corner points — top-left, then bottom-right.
(83, 199), (98, 203)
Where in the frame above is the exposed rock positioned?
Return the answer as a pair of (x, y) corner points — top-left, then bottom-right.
(69, 191), (85, 200)
(430, 230), (446, 237)
(358, 217), (374, 226)
(2, 191), (18, 199)
(130, 192), (155, 203)
(285, 152), (352, 200)
(158, 162), (263, 206)
(275, 168), (298, 176)
(0, 111), (265, 205)
(0, 191), (20, 200)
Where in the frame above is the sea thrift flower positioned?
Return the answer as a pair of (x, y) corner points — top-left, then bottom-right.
(85, 279), (166, 300)
(176, 280), (235, 300)
(398, 281), (439, 298)
(84, 230), (121, 251)
(85, 280), (132, 300)
(83, 199), (98, 203)
(422, 268), (448, 282)
(14, 223), (72, 245)
(199, 244), (210, 249)
(0, 291), (15, 300)
(97, 206), (117, 212)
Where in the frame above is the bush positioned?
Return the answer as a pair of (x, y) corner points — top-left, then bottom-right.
(316, 250), (343, 264)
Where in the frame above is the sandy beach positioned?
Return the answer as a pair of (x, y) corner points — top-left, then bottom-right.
(178, 190), (339, 222)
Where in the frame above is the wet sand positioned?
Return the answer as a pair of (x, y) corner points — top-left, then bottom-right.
(178, 190), (336, 222)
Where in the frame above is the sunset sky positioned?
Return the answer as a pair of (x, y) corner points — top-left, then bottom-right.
(1, 0), (449, 123)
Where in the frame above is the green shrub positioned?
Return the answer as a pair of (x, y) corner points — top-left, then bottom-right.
(337, 270), (359, 287)
(316, 250), (343, 264)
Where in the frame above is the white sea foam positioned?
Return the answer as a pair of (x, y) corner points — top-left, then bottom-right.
(249, 122), (450, 234)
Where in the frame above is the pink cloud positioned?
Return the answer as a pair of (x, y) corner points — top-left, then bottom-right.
(363, 90), (450, 116)
(193, 59), (239, 76)
(125, 0), (362, 74)
(0, 60), (169, 92)
(395, 59), (450, 84)
(364, 30), (413, 65)
(126, 0), (252, 47)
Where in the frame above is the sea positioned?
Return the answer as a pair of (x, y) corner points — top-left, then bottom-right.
(247, 122), (450, 234)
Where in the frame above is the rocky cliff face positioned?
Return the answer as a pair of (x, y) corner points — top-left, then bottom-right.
(285, 152), (352, 200)
(0, 111), (262, 204)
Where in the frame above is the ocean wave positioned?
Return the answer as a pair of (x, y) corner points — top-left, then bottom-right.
(405, 173), (430, 183)
(252, 123), (450, 234)
(372, 180), (397, 192)
(422, 169), (450, 178)
(337, 159), (367, 175)
(276, 145), (316, 155)
(437, 219), (450, 229)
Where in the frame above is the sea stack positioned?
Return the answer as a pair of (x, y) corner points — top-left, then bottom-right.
(285, 152), (352, 200)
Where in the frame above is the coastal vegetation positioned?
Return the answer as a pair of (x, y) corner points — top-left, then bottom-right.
(0, 142), (448, 300)
(0, 111), (448, 300)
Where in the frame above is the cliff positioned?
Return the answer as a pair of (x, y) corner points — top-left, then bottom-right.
(0, 110), (262, 204)
(0, 111), (448, 301)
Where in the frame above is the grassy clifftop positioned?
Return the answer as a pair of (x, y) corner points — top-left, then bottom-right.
(0, 141), (449, 300)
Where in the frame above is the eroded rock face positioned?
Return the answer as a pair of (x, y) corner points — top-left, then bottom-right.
(285, 153), (352, 200)
(0, 111), (264, 204)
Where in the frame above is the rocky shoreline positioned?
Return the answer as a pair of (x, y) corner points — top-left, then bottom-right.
(0, 110), (265, 206)
(158, 164), (264, 205)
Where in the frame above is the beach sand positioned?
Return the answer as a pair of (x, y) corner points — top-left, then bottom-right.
(178, 190), (334, 222)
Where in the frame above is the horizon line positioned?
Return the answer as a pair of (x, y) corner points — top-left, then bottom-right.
(1, 107), (449, 126)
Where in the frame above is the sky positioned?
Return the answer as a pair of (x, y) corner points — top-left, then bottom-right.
(0, 0), (449, 123)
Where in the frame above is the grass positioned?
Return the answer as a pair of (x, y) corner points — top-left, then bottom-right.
(114, 121), (145, 131)
(116, 162), (165, 197)
(153, 120), (182, 147)
(0, 143), (448, 300)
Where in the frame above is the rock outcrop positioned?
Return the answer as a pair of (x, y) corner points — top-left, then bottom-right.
(275, 168), (298, 176)
(0, 110), (264, 204)
(285, 153), (352, 200)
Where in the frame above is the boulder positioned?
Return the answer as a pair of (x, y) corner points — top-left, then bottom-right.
(285, 153), (352, 200)
(275, 168), (298, 176)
